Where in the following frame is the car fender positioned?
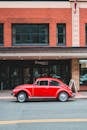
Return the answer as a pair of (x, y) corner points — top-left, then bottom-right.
(56, 89), (69, 98)
(16, 88), (32, 97)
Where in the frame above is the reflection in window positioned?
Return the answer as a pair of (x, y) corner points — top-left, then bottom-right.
(85, 24), (87, 45)
(79, 60), (87, 85)
(12, 24), (49, 45)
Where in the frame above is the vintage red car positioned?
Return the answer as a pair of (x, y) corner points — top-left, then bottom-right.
(12, 77), (74, 102)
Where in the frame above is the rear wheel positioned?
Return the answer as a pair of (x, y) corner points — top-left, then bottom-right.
(58, 92), (68, 102)
(17, 92), (27, 103)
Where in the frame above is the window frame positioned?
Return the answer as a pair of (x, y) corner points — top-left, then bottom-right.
(12, 23), (49, 46)
(0, 24), (4, 45)
(85, 24), (87, 45)
(57, 23), (66, 46)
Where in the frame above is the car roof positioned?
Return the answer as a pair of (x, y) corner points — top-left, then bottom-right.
(36, 77), (62, 82)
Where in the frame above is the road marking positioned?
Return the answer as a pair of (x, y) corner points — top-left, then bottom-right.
(0, 119), (87, 125)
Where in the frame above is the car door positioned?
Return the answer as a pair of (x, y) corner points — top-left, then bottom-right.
(34, 80), (49, 97)
(48, 80), (61, 97)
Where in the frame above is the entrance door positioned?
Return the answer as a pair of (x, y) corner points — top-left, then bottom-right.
(10, 67), (22, 89)
(34, 80), (49, 97)
(0, 64), (9, 90)
(23, 67), (31, 84)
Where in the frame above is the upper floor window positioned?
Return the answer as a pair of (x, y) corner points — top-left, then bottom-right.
(0, 24), (3, 45)
(12, 24), (49, 46)
(57, 23), (66, 46)
(85, 24), (87, 45)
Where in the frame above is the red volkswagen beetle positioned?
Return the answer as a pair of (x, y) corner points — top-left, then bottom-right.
(12, 77), (74, 102)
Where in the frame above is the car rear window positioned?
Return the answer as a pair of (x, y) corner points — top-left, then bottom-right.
(49, 80), (60, 86)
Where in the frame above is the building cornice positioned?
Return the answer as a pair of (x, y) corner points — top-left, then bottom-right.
(0, 1), (70, 8)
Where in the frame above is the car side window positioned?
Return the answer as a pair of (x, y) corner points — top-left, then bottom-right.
(49, 80), (60, 86)
(39, 81), (48, 86)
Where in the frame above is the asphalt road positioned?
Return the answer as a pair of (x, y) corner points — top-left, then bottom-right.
(0, 98), (87, 130)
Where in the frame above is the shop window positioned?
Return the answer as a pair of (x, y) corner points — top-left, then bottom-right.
(0, 24), (3, 45)
(12, 24), (49, 46)
(57, 23), (66, 46)
(79, 60), (87, 85)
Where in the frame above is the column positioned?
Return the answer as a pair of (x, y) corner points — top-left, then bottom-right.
(4, 21), (11, 47)
(49, 22), (56, 47)
(71, 1), (80, 46)
(71, 59), (80, 90)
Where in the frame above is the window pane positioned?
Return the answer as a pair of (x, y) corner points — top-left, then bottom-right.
(79, 60), (87, 85)
(49, 80), (59, 86)
(12, 24), (49, 45)
(57, 24), (66, 46)
(85, 24), (87, 45)
(0, 24), (3, 44)
(58, 35), (64, 43)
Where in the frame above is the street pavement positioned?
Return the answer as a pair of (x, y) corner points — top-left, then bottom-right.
(0, 90), (87, 99)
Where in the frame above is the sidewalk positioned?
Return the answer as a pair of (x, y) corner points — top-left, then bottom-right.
(75, 91), (87, 99)
(0, 90), (87, 99)
(0, 90), (14, 99)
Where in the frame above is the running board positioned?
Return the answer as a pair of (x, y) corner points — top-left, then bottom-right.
(29, 96), (56, 99)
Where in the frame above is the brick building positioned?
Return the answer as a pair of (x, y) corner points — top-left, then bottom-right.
(0, 0), (87, 90)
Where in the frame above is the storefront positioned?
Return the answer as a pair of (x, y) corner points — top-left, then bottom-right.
(0, 47), (87, 90)
(0, 60), (71, 90)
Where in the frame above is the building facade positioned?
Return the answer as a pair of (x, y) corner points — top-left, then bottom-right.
(0, 0), (87, 90)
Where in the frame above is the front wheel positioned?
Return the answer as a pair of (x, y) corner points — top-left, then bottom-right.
(58, 92), (68, 102)
(17, 92), (27, 103)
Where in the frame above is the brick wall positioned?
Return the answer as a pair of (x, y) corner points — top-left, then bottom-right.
(0, 8), (72, 47)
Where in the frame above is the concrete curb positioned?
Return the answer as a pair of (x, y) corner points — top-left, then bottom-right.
(0, 96), (15, 99)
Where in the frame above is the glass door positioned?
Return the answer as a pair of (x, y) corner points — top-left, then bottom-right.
(23, 67), (31, 84)
(0, 64), (9, 90)
(10, 67), (22, 89)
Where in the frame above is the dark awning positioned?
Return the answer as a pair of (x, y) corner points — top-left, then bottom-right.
(0, 47), (87, 60)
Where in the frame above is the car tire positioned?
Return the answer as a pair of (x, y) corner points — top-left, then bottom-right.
(17, 92), (27, 103)
(58, 92), (68, 102)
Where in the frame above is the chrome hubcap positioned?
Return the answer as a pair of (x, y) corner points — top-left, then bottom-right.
(18, 93), (26, 102)
(59, 93), (68, 102)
